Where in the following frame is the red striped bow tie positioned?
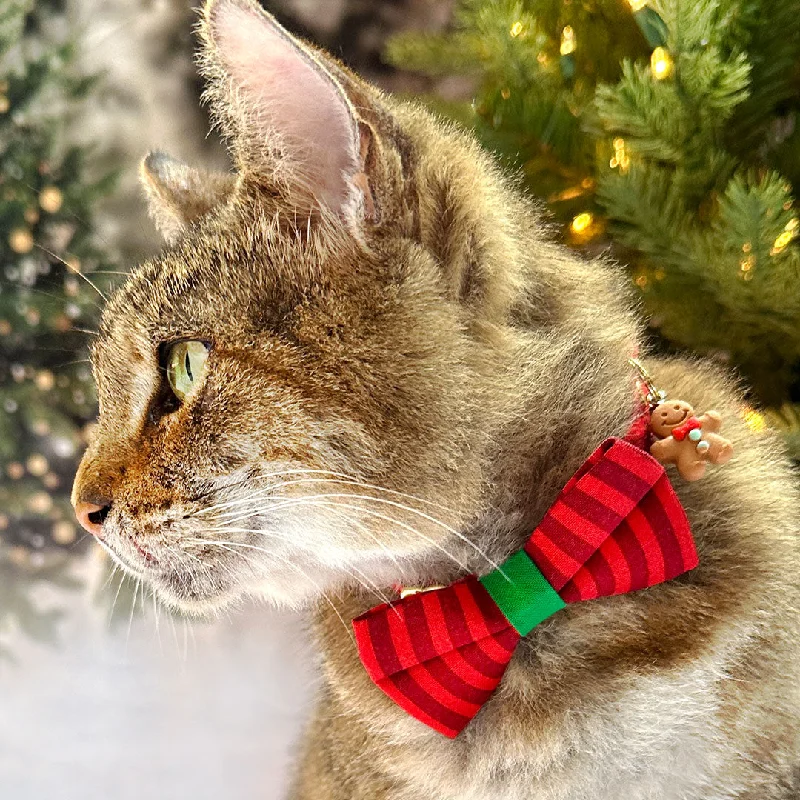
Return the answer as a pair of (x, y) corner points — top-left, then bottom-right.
(352, 437), (697, 738)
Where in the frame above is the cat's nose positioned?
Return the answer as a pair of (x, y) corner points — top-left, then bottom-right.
(74, 499), (112, 538)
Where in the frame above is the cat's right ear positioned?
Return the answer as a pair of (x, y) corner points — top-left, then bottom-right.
(198, 0), (378, 223)
(139, 152), (236, 245)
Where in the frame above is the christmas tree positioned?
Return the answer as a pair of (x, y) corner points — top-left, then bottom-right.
(388, 0), (800, 445)
(0, 0), (116, 553)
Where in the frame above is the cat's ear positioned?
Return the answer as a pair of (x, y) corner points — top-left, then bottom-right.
(198, 0), (374, 220)
(139, 152), (236, 244)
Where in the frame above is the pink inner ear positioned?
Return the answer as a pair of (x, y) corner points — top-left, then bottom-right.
(212, 1), (360, 211)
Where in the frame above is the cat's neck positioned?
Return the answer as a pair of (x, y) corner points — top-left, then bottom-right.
(380, 334), (640, 594)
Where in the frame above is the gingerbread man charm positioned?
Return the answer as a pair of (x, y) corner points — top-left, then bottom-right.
(649, 399), (734, 481)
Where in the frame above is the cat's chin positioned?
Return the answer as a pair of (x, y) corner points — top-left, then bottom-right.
(136, 567), (246, 619)
(150, 579), (319, 618)
(148, 566), (324, 616)
(150, 578), (244, 619)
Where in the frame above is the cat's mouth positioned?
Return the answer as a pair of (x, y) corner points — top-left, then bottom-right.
(97, 524), (172, 580)
(96, 522), (250, 614)
(100, 537), (237, 612)
(126, 532), (159, 565)
(96, 537), (149, 580)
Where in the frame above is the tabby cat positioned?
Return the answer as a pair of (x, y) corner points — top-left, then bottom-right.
(71, 0), (800, 797)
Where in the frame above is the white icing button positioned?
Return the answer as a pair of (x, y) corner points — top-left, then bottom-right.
(688, 428), (702, 442)
(696, 440), (711, 454)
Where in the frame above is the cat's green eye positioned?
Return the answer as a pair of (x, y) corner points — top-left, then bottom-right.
(165, 340), (209, 402)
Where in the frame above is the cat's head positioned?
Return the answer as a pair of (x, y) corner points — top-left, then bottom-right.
(71, 0), (549, 615)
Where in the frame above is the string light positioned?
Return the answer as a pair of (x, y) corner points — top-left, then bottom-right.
(39, 185), (63, 214)
(52, 521), (76, 545)
(32, 420), (50, 436)
(571, 212), (594, 234)
(771, 217), (798, 255)
(609, 137), (631, 172)
(27, 491), (53, 514)
(9, 227), (34, 254)
(54, 314), (72, 332)
(739, 254), (756, 278)
(549, 186), (586, 203)
(501, 87), (511, 100)
(8, 547), (29, 566)
(560, 26), (576, 56)
(741, 407), (767, 433)
(65, 256), (81, 273)
(509, 21), (524, 38)
(772, 232), (793, 254)
(26, 454), (48, 476)
(64, 276), (80, 297)
(35, 370), (55, 391)
(627, 0), (668, 48)
(650, 47), (674, 80)
(6, 462), (24, 480)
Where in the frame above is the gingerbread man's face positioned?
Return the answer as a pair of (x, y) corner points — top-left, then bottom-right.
(650, 400), (695, 438)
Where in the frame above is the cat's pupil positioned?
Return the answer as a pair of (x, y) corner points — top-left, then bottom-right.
(185, 351), (193, 382)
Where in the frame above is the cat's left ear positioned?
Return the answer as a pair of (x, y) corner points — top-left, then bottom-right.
(139, 152), (236, 244)
(198, 0), (377, 222)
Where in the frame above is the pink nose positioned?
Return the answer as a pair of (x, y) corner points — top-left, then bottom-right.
(74, 500), (110, 537)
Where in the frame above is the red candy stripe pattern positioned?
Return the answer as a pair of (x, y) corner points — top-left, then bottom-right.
(352, 438), (697, 738)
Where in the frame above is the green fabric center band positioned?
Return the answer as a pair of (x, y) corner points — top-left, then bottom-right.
(479, 550), (566, 636)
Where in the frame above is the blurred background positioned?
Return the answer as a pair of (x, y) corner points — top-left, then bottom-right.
(1, 0), (799, 796)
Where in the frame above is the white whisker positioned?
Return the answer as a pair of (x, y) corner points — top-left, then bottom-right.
(340, 560), (397, 612)
(215, 492), (502, 576)
(325, 504), (410, 583)
(196, 471), (460, 518)
(101, 562), (120, 592)
(210, 497), (472, 574)
(108, 568), (125, 627)
(125, 577), (140, 655)
(167, 608), (184, 670)
(151, 586), (163, 655)
(34, 243), (108, 301)
(187, 537), (355, 643)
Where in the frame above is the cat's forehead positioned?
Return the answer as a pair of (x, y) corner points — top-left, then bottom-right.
(104, 224), (312, 339)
